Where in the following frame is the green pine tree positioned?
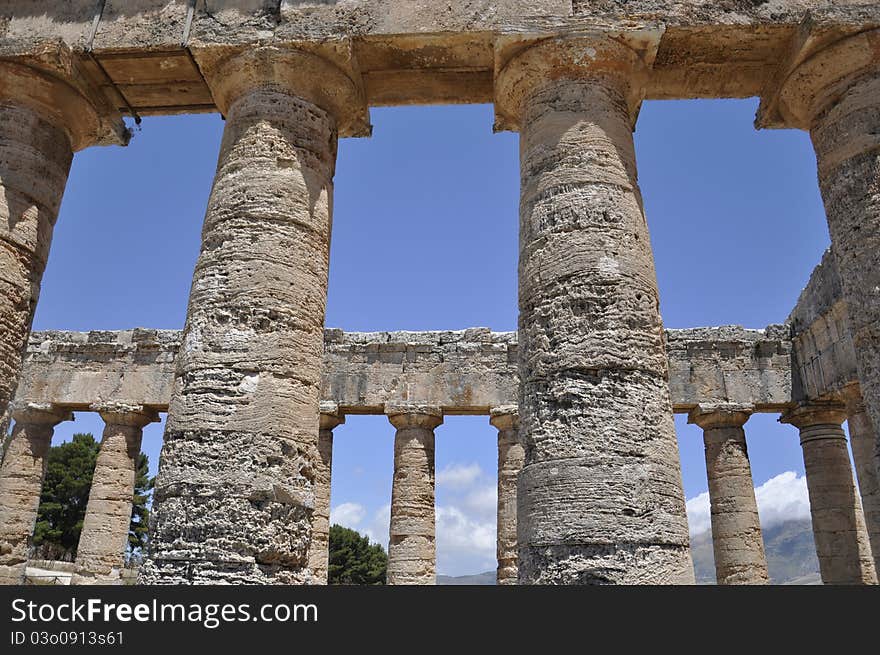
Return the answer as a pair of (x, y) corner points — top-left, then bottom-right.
(328, 524), (387, 585)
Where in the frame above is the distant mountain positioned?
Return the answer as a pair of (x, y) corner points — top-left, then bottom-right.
(437, 571), (495, 585)
(691, 519), (821, 584)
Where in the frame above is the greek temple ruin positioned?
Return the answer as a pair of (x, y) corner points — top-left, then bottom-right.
(1, 1), (880, 586)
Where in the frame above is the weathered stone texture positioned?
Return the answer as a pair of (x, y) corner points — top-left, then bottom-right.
(498, 37), (693, 585)
(843, 386), (880, 575)
(490, 406), (522, 586)
(782, 404), (877, 585)
(140, 50), (347, 585)
(309, 402), (343, 585)
(0, 404), (70, 584)
(689, 407), (768, 585)
(74, 406), (158, 584)
(386, 406), (441, 585)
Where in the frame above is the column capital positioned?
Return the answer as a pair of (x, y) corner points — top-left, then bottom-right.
(780, 402), (848, 430)
(842, 383), (867, 416)
(757, 27), (880, 130)
(385, 404), (443, 430)
(90, 403), (160, 429)
(489, 405), (519, 432)
(319, 401), (345, 431)
(193, 46), (371, 138)
(493, 31), (661, 132)
(687, 404), (753, 430)
(10, 402), (72, 426)
(0, 42), (129, 150)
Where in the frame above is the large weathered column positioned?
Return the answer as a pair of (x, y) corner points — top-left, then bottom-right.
(688, 406), (768, 585)
(494, 36), (694, 584)
(0, 403), (72, 584)
(309, 402), (344, 585)
(843, 385), (880, 574)
(491, 405), (523, 585)
(73, 404), (159, 584)
(759, 29), (880, 508)
(781, 403), (877, 584)
(141, 47), (369, 584)
(386, 404), (442, 585)
(0, 49), (127, 424)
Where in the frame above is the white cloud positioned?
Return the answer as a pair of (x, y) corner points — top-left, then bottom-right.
(462, 484), (498, 521)
(686, 470), (811, 537)
(437, 462), (482, 490)
(755, 471), (811, 528)
(330, 502), (366, 530)
(436, 505), (496, 576)
(362, 504), (391, 549)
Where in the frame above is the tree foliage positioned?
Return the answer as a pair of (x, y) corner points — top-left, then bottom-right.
(32, 433), (153, 561)
(328, 524), (387, 585)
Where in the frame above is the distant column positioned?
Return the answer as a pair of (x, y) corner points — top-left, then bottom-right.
(309, 402), (344, 585)
(490, 406), (523, 585)
(74, 405), (159, 584)
(781, 403), (877, 584)
(0, 403), (72, 584)
(386, 404), (442, 585)
(688, 406), (768, 584)
(843, 385), (880, 574)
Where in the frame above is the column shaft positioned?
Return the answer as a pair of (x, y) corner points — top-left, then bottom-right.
(0, 102), (72, 420)
(309, 405), (343, 584)
(142, 52), (347, 584)
(784, 406), (877, 584)
(75, 408), (157, 583)
(491, 408), (523, 585)
(497, 38), (693, 584)
(845, 391), (880, 573)
(691, 410), (768, 584)
(0, 405), (70, 584)
(387, 408), (441, 585)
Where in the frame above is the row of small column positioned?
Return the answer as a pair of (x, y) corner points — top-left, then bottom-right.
(0, 403), (158, 585)
(690, 393), (879, 585)
(313, 403), (523, 585)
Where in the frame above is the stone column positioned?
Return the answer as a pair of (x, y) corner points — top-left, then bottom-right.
(73, 405), (159, 584)
(688, 406), (768, 585)
(759, 29), (880, 509)
(494, 36), (694, 584)
(0, 403), (72, 584)
(140, 47), (369, 585)
(309, 402), (344, 585)
(386, 404), (442, 585)
(490, 405), (523, 585)
(0, 51), (127, 425)
(781, 403), (877, 584)
(843, 385), (880, 574)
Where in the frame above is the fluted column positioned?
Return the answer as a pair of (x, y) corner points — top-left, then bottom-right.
(73, 404), (159, 584)
(843, 385), (880, 573)
(141, 47), (369, 585)
(689, 406), (768, 585)
(0, 50), (126, 425)
(386, 404), (442, 585)
(491, 406), (523, 585)
(495, 36), (693, 584)
(309, 401), (344, 585)
(759, 29), (880, 513)
(0, 403), (72, 584)
(781, 403), (877, 584)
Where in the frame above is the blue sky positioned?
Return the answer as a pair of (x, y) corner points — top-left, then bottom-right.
(37, 98), (833, 576)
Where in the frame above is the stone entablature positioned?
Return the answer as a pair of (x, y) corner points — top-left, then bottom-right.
(15, 325), (792, 413)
